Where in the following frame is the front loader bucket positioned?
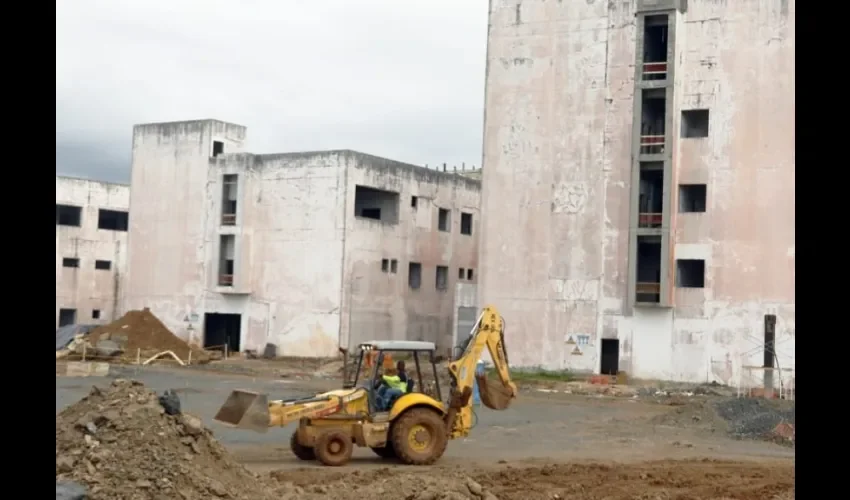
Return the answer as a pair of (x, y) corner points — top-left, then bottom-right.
(213, 390), (271, 433)
(476, 373), (516, 410)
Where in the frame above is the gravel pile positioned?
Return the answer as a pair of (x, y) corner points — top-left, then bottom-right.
(713, 398), (795, 442)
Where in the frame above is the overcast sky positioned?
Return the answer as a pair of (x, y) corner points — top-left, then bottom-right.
(56, 0), (488, 184)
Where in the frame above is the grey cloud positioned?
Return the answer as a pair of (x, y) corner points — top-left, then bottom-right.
(56, 0), (488, 183)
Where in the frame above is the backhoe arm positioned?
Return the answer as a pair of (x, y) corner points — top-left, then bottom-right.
(446, 305), (517, 436)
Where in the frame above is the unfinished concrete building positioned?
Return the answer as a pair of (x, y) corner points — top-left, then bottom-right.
(479, 0), (794, 385)
(56, 176), (130, 328)
(123, 119), (480, 357)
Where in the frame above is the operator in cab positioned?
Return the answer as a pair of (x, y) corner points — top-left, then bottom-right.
(377, 366), (408, 410)
(396, 360), (414, 393)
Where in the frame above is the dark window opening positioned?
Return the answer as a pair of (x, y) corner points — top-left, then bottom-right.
(679, 184), (707, 213)
(635, 236), (662, 304)
(640, 89), (667, 155)
(354, 185), (400, 224)
(390, 259), (398, 273)
(458, 268), (466, 279)
(460, 212), (473, 235)
(436, 265), (449, 290)
(56, 204), (82, 227)
(681, 109), (710, 138)
(95, 260), (111, 270)
(221, 174), (238, 225)
(676, 259), (705, 288)
(408, 262), (422, 290)
(58, 308), (76, 327)
(97, 209), (128, 231)
(204, 313), (241, 353)
(381, 258), (390, 272)
(62, 257), (79, 268)
(92, 309), (101, 320)
(212, 140), (224, 157)
(642, 15), (669, 81)
(438, 208), (450, 232)
(411, 196), (418, 208)
(219, 235), (235, 286)
(638, 167), (664, 228)
(467, 269), (474, 280)
(763, 313), (777, 393)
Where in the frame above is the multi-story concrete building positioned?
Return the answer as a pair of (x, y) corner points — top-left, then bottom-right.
(56, 176), (130, 328)
(123, 119), (480, 357)
(479, 0), (794, 384)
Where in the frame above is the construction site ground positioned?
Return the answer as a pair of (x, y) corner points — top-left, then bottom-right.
(56, 360), (794, 499)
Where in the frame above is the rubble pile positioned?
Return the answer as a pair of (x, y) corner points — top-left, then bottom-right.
(86, 308), (210, 364)
(55, 379), (277, 500)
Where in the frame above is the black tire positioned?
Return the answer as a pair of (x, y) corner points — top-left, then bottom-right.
(391, 408), (448, 465)
(314, 430), (354, 467)
(290, 430), (315, 461)
(371, 440), (397, 459)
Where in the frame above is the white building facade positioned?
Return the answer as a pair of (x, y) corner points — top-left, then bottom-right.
(123, 119), (480, 357)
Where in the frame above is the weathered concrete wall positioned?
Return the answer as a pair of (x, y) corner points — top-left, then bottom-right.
(56, 176), (129, 327)
(480, 0), (794, 383)
(123, 120), (248, 346)
(342, 154), (481, 355)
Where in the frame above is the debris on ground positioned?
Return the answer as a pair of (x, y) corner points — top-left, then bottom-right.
(269, 459), (794, 500)
(56, 480), (88, 500)
(55, 379), (277, 500)
(86, 308), (211, 364)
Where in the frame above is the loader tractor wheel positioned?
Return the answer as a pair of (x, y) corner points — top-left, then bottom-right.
(314, 430), (354, 467)
(290, 430), (315, 461)
(371, 440), (397, 459)
(391, 408), (448, 465)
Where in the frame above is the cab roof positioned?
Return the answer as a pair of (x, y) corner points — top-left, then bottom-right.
(358, 340), (436, 351)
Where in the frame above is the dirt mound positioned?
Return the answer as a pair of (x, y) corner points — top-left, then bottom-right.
(270, 459), (794, 500)
(87, 309), (210, 363)
(55, 379), (277, 500)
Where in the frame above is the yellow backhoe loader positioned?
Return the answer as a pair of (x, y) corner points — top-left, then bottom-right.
(213, 305), (518, 466)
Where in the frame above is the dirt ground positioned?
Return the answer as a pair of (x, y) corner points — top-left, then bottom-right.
(56, 361), (794, 499)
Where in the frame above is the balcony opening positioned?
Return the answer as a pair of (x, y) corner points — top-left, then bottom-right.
(642, 15), (669, 81)
(97, 209), (128, 231)
(411, 196), (418, 208)
(438, 208), (450, 232)
(638, 165), (664, 228)
(354, 185), (400, 224)
(459, 268), (466, 279)
(56, 204), (82, 227)
(381, 258), (390, 272)
(460, 212), (473, 235)
(681, 109), (710, 138)
(679, 184), (707, 213)
(640, 89), (666, 155)
(58, 308), (77, 327)
(221, 174), (238, 225)
(636, 235), (662, 304)
(466, 268), (474, 280)
(218, 235), (235, 287)
(408, 262), (422, 290)
(390, 259), (398, 273)
(676, 259), (705, 288)
(436, 265), (449, 291)
(212, 140), (224, 157)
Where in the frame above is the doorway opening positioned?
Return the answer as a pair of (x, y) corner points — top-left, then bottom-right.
(58, 308), (77, 327)
(600, 339), (620, 375)
(204, 313), (241, 353)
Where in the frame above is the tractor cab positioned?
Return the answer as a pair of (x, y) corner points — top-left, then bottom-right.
(344, 340), (444, 413)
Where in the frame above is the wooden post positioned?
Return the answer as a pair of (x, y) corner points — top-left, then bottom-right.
(82, 343), (87, 362)
(188, 350), (192, 365)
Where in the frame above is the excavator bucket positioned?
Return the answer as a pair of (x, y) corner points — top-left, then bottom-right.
(476, 372), (516, 410)
(213, 390), (271, 433)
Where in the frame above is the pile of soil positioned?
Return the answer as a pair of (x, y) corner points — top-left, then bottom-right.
(270, 459), (794, 500)
(55, 379), (278, 500)
(87, 309), (210, 363)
